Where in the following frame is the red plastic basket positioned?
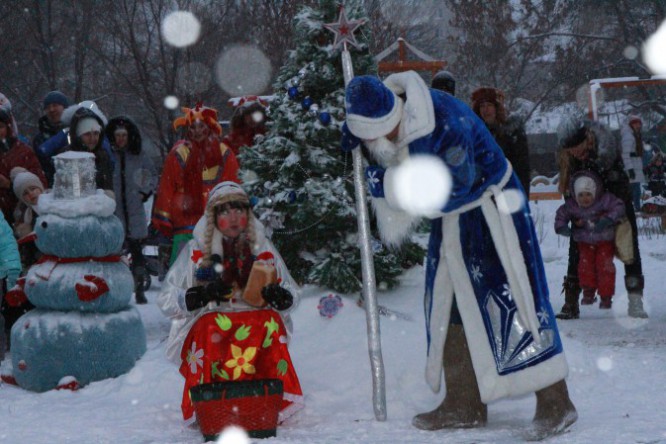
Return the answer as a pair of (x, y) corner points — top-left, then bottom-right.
(190, 379), (283, 441)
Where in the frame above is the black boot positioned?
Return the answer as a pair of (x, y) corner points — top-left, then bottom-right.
(556, 276), (580, 320)
(526, 379), (578, 441)
(133, 266), (148, 305)
(412, 324), (487, 430)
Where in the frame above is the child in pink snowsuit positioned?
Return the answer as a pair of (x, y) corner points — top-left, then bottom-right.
(555, 171), (626, 309)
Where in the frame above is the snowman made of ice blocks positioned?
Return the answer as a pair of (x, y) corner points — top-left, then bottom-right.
(10, 151), (146, 392)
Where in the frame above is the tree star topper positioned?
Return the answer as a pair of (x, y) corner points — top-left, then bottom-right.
(324, 5), (365, 50)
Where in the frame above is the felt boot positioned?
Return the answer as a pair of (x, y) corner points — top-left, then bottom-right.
(132, 265), (148, 305)
(580, 288), (597, 305)
(412, 324), (487, 430)
(556, 276), (580, 320)
(625, 275), (648, 318)
(599, 296), (612, 309)
(526, 379), (578, 441)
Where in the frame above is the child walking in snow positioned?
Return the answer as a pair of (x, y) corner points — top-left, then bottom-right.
(555, 171), (626, 309)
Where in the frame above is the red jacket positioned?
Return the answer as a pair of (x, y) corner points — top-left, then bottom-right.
(152, 137), (239, 237)
(0, 139), (47, 223)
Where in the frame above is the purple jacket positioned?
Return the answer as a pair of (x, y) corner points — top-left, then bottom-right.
(554, 171), (626, 243)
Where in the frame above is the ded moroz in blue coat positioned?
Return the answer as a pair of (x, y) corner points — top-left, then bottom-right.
(362, 71), (568, 403)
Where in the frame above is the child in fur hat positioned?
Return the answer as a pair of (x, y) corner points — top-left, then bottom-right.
(11, 167), (44, 239)
(157, 181), (303, 425)
(554, 170), (626, 309)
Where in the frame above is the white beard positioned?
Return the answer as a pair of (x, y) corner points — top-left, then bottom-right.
(364, 136), (405, 167)
(363, 136), (420, 248)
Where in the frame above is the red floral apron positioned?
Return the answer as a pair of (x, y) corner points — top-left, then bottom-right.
(179, 310), (303, 421)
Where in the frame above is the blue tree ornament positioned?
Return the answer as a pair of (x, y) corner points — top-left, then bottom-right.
(288, 86), (299, 99)
(318, 111), (331, 126)
(301, 96), (313, 110)
(288, 190), (297, 203)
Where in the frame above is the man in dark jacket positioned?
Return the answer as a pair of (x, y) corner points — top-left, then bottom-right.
(32, 91), (70, 186)
(471, 87), (531, 195)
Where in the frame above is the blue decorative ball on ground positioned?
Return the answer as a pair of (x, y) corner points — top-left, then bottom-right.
(318, 111), (331, 125)
(301, 97), (313, 110)
(288, 87), (299, 99)
(318, 294), (344, 318)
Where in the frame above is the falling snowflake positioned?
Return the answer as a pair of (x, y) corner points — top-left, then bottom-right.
(186, 342), (204, 374)
(470, 264), (483, 283)
(501, 283), (513, 301)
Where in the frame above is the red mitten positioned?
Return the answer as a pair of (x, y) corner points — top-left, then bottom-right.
(75, 275), (110, 302)
(4, 287), (28, 307)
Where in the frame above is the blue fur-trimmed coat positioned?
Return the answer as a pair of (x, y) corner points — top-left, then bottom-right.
(367, 71), (568, 402)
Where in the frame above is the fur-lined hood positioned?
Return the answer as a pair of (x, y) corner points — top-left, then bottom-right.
(106, 116), (142, 155)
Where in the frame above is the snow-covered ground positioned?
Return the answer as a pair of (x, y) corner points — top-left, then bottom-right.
(2, 199), (666, 443)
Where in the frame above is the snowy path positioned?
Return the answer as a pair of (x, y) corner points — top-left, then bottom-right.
(2, 200), (666, 443)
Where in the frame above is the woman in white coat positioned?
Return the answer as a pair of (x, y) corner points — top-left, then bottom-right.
(157, 181), (303, 423)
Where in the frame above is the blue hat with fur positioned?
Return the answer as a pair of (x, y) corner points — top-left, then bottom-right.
(345, 75), (403, 140)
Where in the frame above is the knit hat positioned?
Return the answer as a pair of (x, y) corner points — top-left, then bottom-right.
(42, 91), (70, 109)
(198, 181), (254, 268)
(173, 102), (222, 135)
(573, 175), (596, 197)
(471, 87), (507, 122)
(628, 114), (642, 125)
(76, 117), (102, 136)
(431, 70), (456, 95)
(345, 75), (404, 140)
(10, 167), (44, 203)
(206, 181), (250, 210)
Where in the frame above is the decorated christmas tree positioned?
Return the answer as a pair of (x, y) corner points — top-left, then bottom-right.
(240, 0), (423, 293)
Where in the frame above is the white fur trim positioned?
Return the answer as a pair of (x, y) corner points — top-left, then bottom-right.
(382, 166), (399, 209)
(383, 71), (436, 148)
(346, 93), (404, 141)
(370, 196), (421, 248)
(424, 215), (456, 393)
